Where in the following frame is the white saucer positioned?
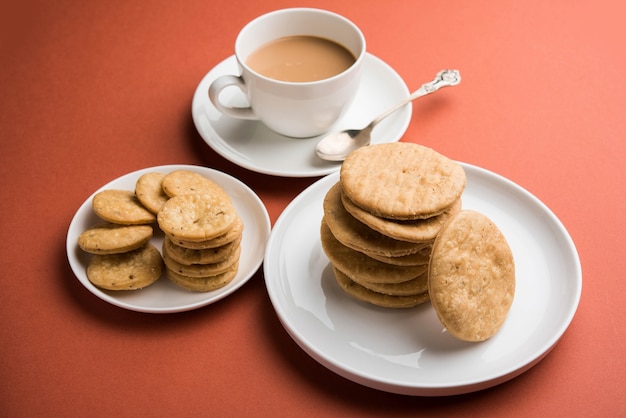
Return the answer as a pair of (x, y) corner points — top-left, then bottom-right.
(192, 53), (411, 177)
(263, 163), (582, 396)
(66, 165), (271, 314)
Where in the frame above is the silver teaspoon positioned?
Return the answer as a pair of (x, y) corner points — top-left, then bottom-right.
(315, 69), (461, 161)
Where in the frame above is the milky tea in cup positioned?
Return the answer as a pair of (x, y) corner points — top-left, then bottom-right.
(208, 8), (366, 138)
(246, 35), (356, 82)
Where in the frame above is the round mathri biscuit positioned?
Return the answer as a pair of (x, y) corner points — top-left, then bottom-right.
(157, 193), (238, 242)
(165, 263), (239, 292)
(365, 244), (432, 267)
(162, 245), (241, 278)
(428, 210), (515, 342)
(92, 189), (156, 225)
(341, 190), (462, 243)
(323, 182), (428, 257)
(78, 223), (153, 255)
(333, 268), (430, 308)
(86, 243), (163, 290)
(340, 142), (466, 220)
(342, 268), (429, 297)
(320, 220), (428, 284)
(167, 216), (244, 250)
(135, 172), (169, 214)
(161, 169), (230, 201)
(162, 234), (242, 265)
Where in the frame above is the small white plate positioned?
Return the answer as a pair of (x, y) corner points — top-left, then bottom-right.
(66, 165), (271, 313)
(191, 53), (411, 177)
(263, 163), (582, 396)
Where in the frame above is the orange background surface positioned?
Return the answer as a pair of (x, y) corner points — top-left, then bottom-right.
(1, 0), (625, 416)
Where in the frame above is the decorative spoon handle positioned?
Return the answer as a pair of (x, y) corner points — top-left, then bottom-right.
(370, 69), (461, 127)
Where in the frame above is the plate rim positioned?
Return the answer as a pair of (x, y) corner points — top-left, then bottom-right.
(263, 161), (582, 396)
(191, 52), (412, 178)
(66, 164), (271, 314)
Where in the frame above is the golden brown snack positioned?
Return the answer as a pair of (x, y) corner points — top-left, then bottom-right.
(341, 191), (462, 243)
(333, 267), (430, 308)
(162, 235), (242, 265)
(340, 142), (466, 220)
(162, 245), (240, 278)
(157, 193), (237, 242)
(161, 169), (229, 200)
(167, 216), (244, 249)
(323, 182), (428, 257)
(343, 268), (429, 296)
(320, 220), (427, 284)
(78, 223), (153, 255)
(165, 263), (239, 292)
(135, 172), (169, 214)
(86, 243), (163, 290)
(92, 189), (156, 225)
(429, 210), (515, 342)
(364, 244), (432, 266)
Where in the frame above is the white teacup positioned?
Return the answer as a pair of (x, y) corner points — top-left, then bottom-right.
(208, 8), (366, 138)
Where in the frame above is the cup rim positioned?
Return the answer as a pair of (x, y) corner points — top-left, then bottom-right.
(234, 8), (366, 86)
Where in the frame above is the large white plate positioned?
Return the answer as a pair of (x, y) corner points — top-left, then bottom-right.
(263, 162), (582, 396)
(67, 165), (271, 313)
(191, 53), (411, 177)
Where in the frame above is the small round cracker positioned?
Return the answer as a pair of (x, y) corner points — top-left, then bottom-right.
(161, 169), (229, 200)
(168, 216), (243, 249)
(342, 268), (429, 296)
(163, 235), (241, 265)
(162, 245), (240, 278)
(365, 244), (432, 266)
(86, 243), (163, 290)
(92, 189), (156, 225)
(135, 172), (169, 214)
(323, 182), (427, 257)
(342, 191), (462, 243)
(333, 268), (430, 308)
(340, 142), (466, 220)
(429, 210), (515, 342)
(165, 263), (238, 292)
(78, 223), (153, 255)
(157, 193), (237, 242)
(320, 220), (427, 284)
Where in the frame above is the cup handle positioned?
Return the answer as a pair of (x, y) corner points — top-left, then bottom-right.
(208, 75), (258, 120)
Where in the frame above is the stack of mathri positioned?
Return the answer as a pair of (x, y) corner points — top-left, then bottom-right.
(155, 170), (243, 292)
(322, 142), (517, 342)
(77, 169), (243, 293)
(320, 142), (466, 308)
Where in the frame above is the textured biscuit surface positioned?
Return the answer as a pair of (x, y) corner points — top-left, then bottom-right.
(86, 243), (163, 290)
(320, 220), (427, 284)
(161, 169), (229, 200)
(429, 210), (515, 342)
(323, 182), (427, 257)
(92, 189), (156, 225)
(345, 268), (429, 296)
(342, 191), (462, 243)
(340, 142), (466, 220)
(333, 268), (430, 308)
(168, 216), (243, 249)
(135, 172), (169, 214)
(162, 245), (240, 278)
(78, 223), (153, 255)
(365, 244), (432, 266)
(165, 263), (238, 292)
(163, 235), (241, 265)
(157, 193), (237, 242)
